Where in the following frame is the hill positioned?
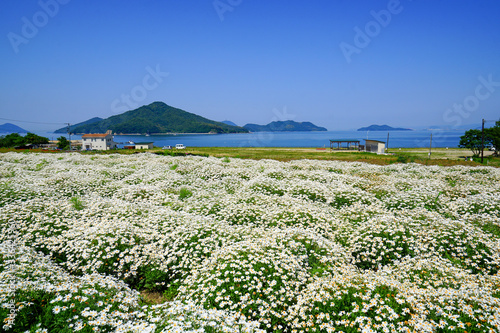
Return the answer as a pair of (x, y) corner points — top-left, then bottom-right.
(0, 123), (28, 133)
(221, 120), (238, 127)
(59, 102), (249, 134)
(244, 120), (327, 132)
(357, 124), (412, 131)
(55, 117), (103, 133)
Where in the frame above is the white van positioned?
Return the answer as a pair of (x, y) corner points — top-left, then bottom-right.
(175, 144), (186, 149)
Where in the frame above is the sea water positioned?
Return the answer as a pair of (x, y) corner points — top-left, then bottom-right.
(42, 130), (465, 148)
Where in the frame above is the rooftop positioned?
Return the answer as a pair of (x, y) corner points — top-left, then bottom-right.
(365, 139), (386, 143)
(82, 133), (110, 138)
(329, 139), (360, 142)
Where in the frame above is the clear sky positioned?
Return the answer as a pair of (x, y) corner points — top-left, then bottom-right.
(1, 0), (499, 132)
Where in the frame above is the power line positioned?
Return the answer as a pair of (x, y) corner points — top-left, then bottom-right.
(0, 117), (67, 126)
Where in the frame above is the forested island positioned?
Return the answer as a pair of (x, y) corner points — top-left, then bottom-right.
(357, 124), (412, 131)
(55, 102), (248, 134)
(0, 123), (28, 133)
(243, 120), (327, 132)
(55, 103), (328, 134)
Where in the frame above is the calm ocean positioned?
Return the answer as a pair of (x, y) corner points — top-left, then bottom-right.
(41, 130), (466, 149)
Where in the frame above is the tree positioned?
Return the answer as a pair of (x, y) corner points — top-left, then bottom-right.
(57, 136), (70, 150)
(486, 120), (500, 156)
(25, 132), (49, 145)
(0, 133), (26, 148)
(458, 129), (491, 157)
(0, 133), (50, 148)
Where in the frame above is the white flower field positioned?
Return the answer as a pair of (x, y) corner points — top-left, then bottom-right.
(1, 152), (500, 333)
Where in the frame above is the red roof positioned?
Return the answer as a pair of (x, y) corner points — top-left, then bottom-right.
(82, 133), (109, 138)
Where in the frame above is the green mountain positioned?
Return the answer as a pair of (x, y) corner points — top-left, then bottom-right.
(0, 123), (28, 133)
(221, 120), (238, 127)
(54, 117), (103, 133)
(357, 124), (412, 131)
(244, 120), (327, 132)
(58, 102), (249, 134)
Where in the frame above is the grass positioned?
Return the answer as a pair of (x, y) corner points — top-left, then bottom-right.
(140, 290), (167, 305)
(171, 147), (500, 167)
(2, 146), (498, 167)
(179, 187), (193, 200)
(70, 197), (85, 210)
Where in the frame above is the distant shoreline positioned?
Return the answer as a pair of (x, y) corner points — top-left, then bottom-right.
(117, 132), (220, 136)
(20, 129), (467, 149)
(70, 132), (235, 136)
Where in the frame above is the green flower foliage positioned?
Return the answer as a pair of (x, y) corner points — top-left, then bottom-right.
(0, 152), (499, 332)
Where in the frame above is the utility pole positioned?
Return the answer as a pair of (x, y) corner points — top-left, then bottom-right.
(66, 123), (71, 151)
(386, 132), (389, 153)
(429, 133), (433, 159)
(481, 119), (485, 163)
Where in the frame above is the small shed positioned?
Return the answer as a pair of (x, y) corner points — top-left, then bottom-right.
(365, 140), (386, 154)
(135, 142), (154, 150)
(330, 139), (360, 151)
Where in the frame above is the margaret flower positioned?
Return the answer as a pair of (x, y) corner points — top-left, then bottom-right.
(0, 152), (499, 332)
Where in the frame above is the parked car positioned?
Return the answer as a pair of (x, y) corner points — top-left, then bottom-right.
(175, 144), (186, 149)
(162, 145), (172, 150)
(489, 146), (496, 151)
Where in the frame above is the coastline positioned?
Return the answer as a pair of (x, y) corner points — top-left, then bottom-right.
(27, 129), (468, 149)
(70, 132), (244, 136)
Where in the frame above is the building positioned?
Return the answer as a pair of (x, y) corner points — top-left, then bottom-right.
(329, 139), (360, 150)
(365, 140), (386, 154)
(81, 130), (117, 150)
(14, 143), (39, 150)
(135, 142), (154, 149)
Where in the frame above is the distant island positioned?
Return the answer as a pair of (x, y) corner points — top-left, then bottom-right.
(357, 124), (412, 131)
(55, 117), (103, 133)
(0, 123), (28, 133)
(55, 102), (249, 134)
(221, 120), (238, 127)
(244, 120), (327, 132)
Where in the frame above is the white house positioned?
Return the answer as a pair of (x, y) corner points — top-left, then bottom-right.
(135, 142), (154, 150)
(365, 140), (386, 154)
(82, 130), (117, 150)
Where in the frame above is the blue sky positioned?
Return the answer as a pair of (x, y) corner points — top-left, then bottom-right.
(1, 0), (499, 132)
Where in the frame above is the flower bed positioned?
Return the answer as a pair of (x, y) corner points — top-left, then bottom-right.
(1, 152), (499, 332)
